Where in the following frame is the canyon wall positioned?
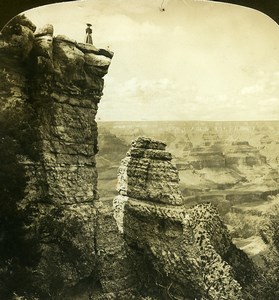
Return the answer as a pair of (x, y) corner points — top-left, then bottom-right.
(0, 15), (115, 298)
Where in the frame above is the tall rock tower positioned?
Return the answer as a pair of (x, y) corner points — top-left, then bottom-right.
(0, 15), (113, 298)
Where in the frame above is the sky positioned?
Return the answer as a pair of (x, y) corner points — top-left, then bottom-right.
(23, 0), (279, 121)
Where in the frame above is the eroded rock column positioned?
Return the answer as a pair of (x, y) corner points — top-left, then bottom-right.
(114, 137), (255, 300)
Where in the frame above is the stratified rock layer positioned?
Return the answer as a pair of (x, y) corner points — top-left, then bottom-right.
(225, 140), (267, 167)
(114, 137), (256, 300)
(117, 137), (183, 206)
(1, 15), (113, 298)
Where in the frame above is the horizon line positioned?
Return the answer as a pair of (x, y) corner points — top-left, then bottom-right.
(97, 119), (279, 123)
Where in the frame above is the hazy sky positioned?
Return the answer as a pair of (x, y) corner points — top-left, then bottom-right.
(24, 0), (279, 121)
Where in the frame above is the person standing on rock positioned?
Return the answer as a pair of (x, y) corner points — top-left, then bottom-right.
(85, 23), (93, 44)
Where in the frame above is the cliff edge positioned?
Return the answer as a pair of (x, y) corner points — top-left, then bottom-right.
(0, 15), (113, 299)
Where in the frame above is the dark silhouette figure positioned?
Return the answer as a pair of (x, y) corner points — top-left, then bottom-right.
(85, 23), (93, 44)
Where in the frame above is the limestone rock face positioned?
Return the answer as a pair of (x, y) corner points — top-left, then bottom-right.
(0, 15), (113, 298)
(114, 137), (256, 300)
(117, 137), (183, 206)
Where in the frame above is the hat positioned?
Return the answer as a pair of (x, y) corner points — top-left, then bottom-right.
(86, 23), (92, 26)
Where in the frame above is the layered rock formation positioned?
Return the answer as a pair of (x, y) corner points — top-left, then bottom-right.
(175, 129), (225, 171)
(114, 137), (256, 300)
(175, 134), (279, 198)
(185, 145), (226, 169)
(225, 141), (266, 167)
(201, 129), (223, 148)
(116, 137), (183, 207)
(0, 15), (114, 298)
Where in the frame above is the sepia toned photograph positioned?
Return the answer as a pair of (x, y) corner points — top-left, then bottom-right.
(0, 0), (279, 299)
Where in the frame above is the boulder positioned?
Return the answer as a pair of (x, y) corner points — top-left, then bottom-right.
(77, 42), (114, 59)
(34, 24), (54, 37)
(33, 25), (54, 58)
